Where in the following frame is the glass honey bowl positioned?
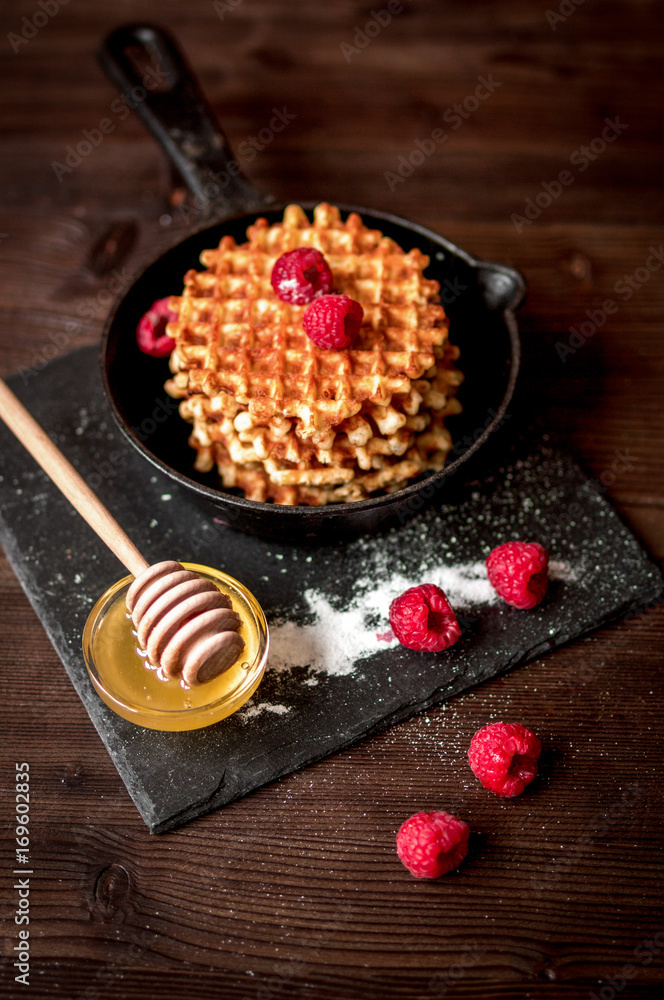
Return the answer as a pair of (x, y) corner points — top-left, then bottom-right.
(83, 562), (269, 731)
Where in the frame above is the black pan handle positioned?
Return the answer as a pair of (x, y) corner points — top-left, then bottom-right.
(98, 23), (272, 220)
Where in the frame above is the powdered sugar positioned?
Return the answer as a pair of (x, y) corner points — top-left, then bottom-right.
(269, 559), (495, 679)
(549, 559), (579, 581)
(269, 588), (381, 678)
(238, 701), (291, 721)
(267, 554), (577, 680)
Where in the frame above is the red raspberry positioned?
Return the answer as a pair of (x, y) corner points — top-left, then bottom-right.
(468, 722), (542, 797)
(271, 247), (333, 305)
(389, 583), (461, 652)
(302, 294), (364, 350)
(485, 541), (549, 609)
(396, 811), (470, 879)
(136, 297), (177, 357)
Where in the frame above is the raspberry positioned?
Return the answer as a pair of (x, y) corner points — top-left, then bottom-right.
(271, 247), (333, 305)
(468, 722), (542, 797)
(302, 294), (364, 350)
(486, 541), (549, 609)
(396, 811), (470, 879)
(389, 584), (461, 652)
(136, 297), (177, 357)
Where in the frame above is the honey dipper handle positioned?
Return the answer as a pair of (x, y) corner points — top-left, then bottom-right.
(0, 378), (149, 578)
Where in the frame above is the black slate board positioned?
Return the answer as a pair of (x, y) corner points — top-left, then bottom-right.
(0, 347), (661, 833)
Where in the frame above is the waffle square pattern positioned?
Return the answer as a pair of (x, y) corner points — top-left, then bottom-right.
(165, 203), (463, 505)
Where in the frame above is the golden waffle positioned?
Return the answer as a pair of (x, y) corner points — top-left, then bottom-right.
(165, 203), (463, 505)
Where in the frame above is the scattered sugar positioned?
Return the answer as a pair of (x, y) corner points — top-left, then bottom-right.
(549, 559), (579, 581)
(268, 552), (578, 679)
(75, 407), (90, 436)
(269, 559), (497, 678)
(238, 701), (291, 721)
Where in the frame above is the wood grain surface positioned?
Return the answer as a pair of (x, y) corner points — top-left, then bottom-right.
(1, 1), (663, 997)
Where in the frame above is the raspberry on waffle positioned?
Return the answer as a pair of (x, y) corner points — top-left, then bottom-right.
(165, 203), (463, 505)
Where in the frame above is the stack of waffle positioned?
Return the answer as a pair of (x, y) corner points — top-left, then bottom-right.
(164, 203), (463, 505)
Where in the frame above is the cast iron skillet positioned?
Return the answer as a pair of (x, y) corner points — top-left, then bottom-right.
(99, 24), (524, 544)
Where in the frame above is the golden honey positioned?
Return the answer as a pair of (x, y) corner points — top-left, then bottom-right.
(83, 563), (269, 730)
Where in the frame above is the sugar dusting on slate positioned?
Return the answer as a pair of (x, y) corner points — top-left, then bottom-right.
(238, 701), (291, 721)
(267, 556), (577, 678)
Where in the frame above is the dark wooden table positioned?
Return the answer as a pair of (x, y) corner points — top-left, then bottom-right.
(1, 2), (663, 997)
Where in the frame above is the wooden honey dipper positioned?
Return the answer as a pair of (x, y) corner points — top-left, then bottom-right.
(0, 378), (245, 686)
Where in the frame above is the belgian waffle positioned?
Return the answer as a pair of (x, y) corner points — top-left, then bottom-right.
(165, 203), (463, 505)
